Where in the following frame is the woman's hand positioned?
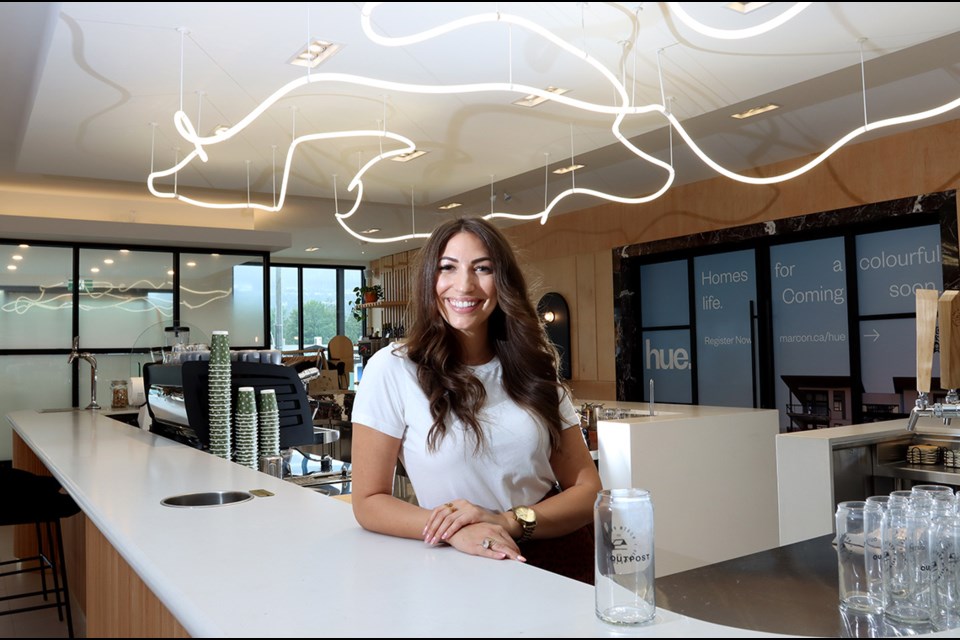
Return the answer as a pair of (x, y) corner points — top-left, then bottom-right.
(447, 523), (526, 562)
(423, 499), (506, 545)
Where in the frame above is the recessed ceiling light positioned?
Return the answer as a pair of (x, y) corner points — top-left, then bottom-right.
(362, 228), (381, 234)
(438, 202), (462, 211)
(731, 103), (780, 119)
(304, 247), (319, 252)
(390, 149), (427, 163)
(103, 258), (114, 264)
(552, 163), (585, 175)
(167, 269), (174, 276)
(186, 261), (197, 267)
(90, 267), (100, 273)
(18, 244), (28, 248)
(288, 40), (342, 68)
(513, 86), (570, 108)
(6, 265), (16, 271)
(120, 249), (129, 253)
(727, 2), (771, 14)
(12, 255), (22, 261)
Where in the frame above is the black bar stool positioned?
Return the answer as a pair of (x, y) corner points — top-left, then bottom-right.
(0, 468), (80, 638)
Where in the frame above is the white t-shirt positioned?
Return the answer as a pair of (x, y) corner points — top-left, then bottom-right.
(351, 343), (580, 510)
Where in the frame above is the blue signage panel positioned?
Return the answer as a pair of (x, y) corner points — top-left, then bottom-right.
(640, 260), (689, 327)
(770, 237), (850, 430)
(856, 225), (942, 316)
(693, 250), (757, 407)
(640, 329), (692, 403)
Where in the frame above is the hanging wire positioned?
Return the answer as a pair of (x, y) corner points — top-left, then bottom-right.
(568, 124), (576, 190)
(195, 91), (204, 136)
(333, 174), (339, 214)
(411, 185), (416, 235)
(177, 27), (188, 113)
(173, 148), (179, 194)
(305, 3), (312, 79)
(858, 38), (869, 127)
(656, 48), (667, 110)
(543, 152), (550, 211)
(149, 123), (158, 175)
(245, 159), (251, 207)
(489, 175), (496, 215)
(271, 145), (278, 208)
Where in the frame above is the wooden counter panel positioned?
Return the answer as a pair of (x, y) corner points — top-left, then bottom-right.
(86, 519), (189, 638)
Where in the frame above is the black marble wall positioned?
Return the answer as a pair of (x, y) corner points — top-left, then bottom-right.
(613, 190), (958, 403)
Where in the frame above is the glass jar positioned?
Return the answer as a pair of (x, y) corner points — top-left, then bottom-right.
(111, 379), (129, 409)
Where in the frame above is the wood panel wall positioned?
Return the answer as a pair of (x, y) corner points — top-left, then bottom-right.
(371, 119), (960, 400)
(86, 519), (190, 638)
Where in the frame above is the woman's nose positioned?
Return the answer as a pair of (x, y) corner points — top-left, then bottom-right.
(455, 271), (475, 292)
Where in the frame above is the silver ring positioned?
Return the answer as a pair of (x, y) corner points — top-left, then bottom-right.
(482, 537), (494, 550)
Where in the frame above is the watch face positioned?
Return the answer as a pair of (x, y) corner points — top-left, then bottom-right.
(515, 506), (535, 523)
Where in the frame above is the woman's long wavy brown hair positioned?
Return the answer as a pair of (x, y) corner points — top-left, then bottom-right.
(403, 217), (570, 454)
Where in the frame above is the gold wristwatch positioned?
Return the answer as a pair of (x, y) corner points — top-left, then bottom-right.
(511, 505), (537, 543)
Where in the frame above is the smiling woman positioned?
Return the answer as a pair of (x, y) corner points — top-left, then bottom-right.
(350, 217), (601, 584)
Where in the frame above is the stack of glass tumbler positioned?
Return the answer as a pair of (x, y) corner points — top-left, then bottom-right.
(234, 387), (258, 469)
(836, 484), (960, 632)
(207, 331), (232, 459)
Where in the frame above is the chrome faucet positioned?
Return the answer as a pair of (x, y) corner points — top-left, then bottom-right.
(68, 336), (101, 410)
(906, 390), (960, 431)
(649, 378), (655, 417)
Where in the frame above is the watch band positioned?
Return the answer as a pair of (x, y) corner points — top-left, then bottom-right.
(512, 505), (537, 543)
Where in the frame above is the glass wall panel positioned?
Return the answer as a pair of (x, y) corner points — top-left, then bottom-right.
(302, 268), (337, 348)
(180, 254), (265, 347)
(0, 245), (73, 349)
(269, 266), (299, 350)
(78, 248), (174, 350)
(0, 355), (73, 460)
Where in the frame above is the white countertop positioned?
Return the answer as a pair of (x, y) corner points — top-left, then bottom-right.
(7, 408), (808, 638)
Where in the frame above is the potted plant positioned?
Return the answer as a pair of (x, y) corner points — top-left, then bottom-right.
(352, 284), (383, 321)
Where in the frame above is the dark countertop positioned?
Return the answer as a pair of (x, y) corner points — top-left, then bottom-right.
(655, 534), (842, 637)
(655, 534), (945, 637)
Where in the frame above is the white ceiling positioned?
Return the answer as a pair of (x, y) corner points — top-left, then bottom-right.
(2, 2), (960, 262)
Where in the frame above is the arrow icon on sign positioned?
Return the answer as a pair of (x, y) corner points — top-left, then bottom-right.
(863, 329), (880, 342)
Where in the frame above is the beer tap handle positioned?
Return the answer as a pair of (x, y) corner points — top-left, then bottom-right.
(939, 291), (960, 392)
(916, 289), (939, 396)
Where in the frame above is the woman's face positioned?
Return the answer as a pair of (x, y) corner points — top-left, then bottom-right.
(435, 231), (498, 338)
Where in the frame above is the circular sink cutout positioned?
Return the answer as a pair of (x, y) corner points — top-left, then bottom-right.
(160, 490), (254, 508)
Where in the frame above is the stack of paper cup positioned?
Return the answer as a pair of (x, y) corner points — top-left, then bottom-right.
(208, 331), (232, 460)
(234, 387), (258, 469)
(258, 389), (280, 457)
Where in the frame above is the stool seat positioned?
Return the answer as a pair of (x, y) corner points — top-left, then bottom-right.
(1, 467), (77, 638)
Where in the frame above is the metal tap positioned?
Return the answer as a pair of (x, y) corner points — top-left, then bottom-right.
(68, 336), (101, 410)
(906, 391), (960, 431)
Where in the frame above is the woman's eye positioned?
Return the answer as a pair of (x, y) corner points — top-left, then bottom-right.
(438, 264), (455, 272)
(475, 265), (492, 274)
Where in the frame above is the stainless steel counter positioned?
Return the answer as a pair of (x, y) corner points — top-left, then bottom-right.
(656, 534), (948, 637)
(656, 534), (840, 637)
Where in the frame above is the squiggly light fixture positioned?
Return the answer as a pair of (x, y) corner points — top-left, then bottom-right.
(147, 2), (960, 244)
